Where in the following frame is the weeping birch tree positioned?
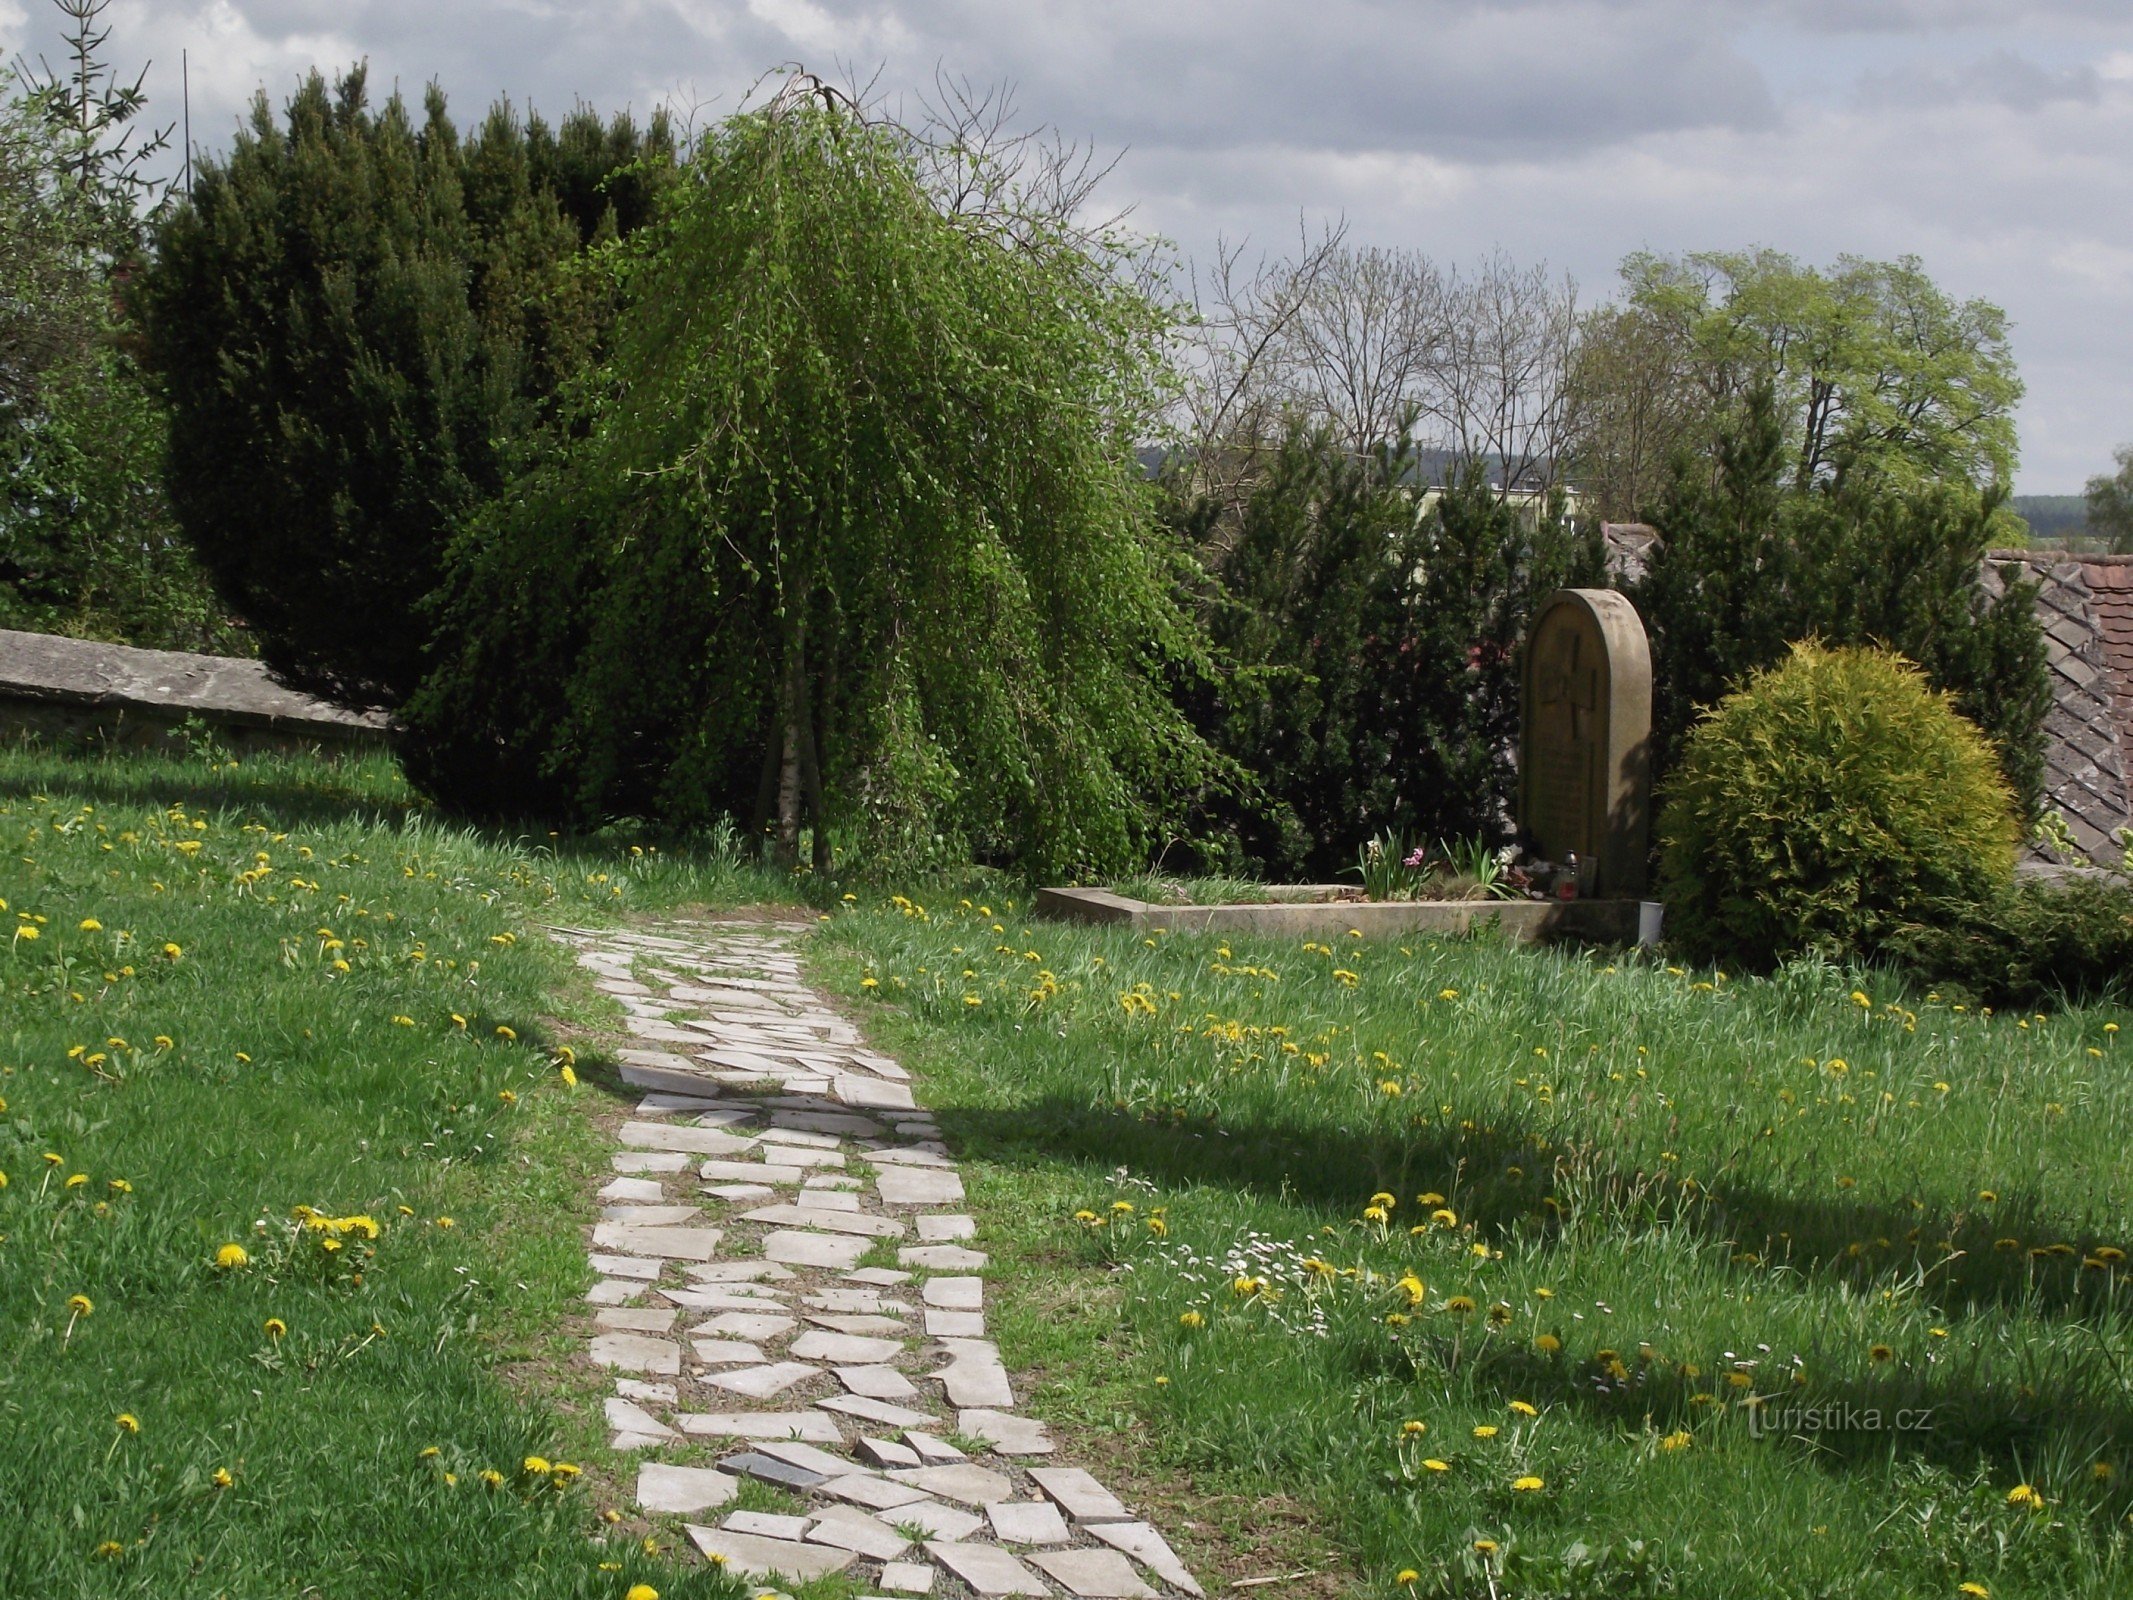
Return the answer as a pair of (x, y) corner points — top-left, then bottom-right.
(404, 78), (1219, 877)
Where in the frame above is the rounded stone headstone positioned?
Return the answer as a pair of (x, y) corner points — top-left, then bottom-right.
(1518, 589), (1653, 898)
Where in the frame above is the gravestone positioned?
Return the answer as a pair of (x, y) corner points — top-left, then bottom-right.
(1518, 589), (1652, 897)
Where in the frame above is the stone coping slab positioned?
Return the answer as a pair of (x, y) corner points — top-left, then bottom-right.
(1035, 884), (1649, 943)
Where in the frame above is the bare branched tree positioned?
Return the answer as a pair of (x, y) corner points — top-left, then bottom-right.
(1167, 220), (1348, 525)
(1422, 253), (1580, 494)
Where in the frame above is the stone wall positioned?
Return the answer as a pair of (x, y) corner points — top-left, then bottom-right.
(0, 628), (391, 756)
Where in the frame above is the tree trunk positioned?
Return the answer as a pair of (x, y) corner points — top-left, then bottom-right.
(772, 631), (806, 869)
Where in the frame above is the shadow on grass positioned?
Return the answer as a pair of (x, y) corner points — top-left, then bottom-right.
(929, 1091), (2133, 1328)
(934, 1091), (2133, 1489)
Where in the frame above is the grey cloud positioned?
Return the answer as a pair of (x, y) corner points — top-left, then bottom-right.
(1853, 47), (2103, 113)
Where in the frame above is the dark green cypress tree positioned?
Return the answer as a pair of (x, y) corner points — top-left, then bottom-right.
(133, 68), (672, 705)
(1633, 387), (2050, 816)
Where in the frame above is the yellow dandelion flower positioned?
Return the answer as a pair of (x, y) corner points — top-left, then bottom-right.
(79, 918), (101, 931)
(264, 1317), (287, 1339)
(626, 1587), (660, 1600)
(1397, 1570), (1420, 1585)
(94, 1540), (123, 1558)
(1959, 1585), (1990, 1598)
(211, 1467), (233, 1488)
(1534, 1333), (1561, 1353)
(479, 1469), (504, 1489)
(494, 1025), (516, 1041)
(1444, 1295), (1476, 1316)
(215, 1244), (249, 1269)
(1472, 1539), (1498, 1554)
(115, 1413), (139, 1434)
(1512, 1475), (1544, 1492)
(1472, 1425), (1499, 1440)
(1422, 1458), (1449, 1472)
(1179, 1310), (1204, 1328)
(2007, 1483), (2043, 1509)
(1509, 1400), (1538, 1417)
(522, 1455), (551, 1475)
(67, 1293), (92, 1316)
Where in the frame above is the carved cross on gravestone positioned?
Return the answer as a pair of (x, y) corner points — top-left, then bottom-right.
(1518, 590), (1653, 898)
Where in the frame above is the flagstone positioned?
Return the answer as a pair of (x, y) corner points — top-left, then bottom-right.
(915, 1214), (978, 1242)
(876, 1166), (964, 1206)
(724, 1510), (812, 1541)
(679, 1411), (844, 1443)
(899, 1244), (987, 1270)
(804, 1503), (912, 1560)
(590, 1333), (680, 1374)
(814, 1393), (935, 1429)
(755, 1124), (846, 1149)
(592, 1223), (723, 1261)
(769, 1109), (887, 1137)
(782, 1188), (862, 1212)
(1029, 1548), (1160, 1599)
(689, 1260), (795, 1282)
(599, 1204), (701, 1226)
(894, 1500), (987, 1541)
(819, 1473), (933, 1511)
(706, 1360), (819, 1398)
(877, 1559), (937, 1594)
(666, 1286), (794, 1311)
(690, 1338), (769, 1365)
(763, 1230), (872, 1269)
(700, 1159), (808, 1184)
(837, 1364), (920, 1400)
(603, 1397), (678, 1438)
(856, 1435), (922, 1469)
(600, 1176), (669, 1203)
(596, 1306), (678, 1333)
(706, 1184), (779, 1202)
(870, 1147), (956, 1167)
(611, 1150), (692, 1173)
(585, 1279), (641, 1305)
(924, 1541), (1050, 1597)
(846, 1267), (914, 1286)
(615, 1378), (675, 1403)
(988, 1499), (1072, 1545)
(690, 1311), (796, 1341)
(717, 1451), (828, 1490)
(635, 1462), (738, 1515)
(1027, 1466), (1132, 1524)
(958, 1408), (1052, 1455)
(931, 1339), (1014, 1408)
(836, 1075), (918, 1112)
(747, 1438), (862, 1478)
(904, 1432), (966, 1463)
(808, 1289), (908, 1315)
(887, 1463), (1016, 1506)
(617, 1120), (755, 1157)
(683, 1525), (854, 1582)
(807, 1313), (909, 1337)
(790, 1329), (904, 1365)
(922, 1277), (984, 1310)
(1087, 1523), (1203, 1597)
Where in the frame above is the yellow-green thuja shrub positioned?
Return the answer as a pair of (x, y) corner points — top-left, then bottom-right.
(1657, 642), (2017, 966)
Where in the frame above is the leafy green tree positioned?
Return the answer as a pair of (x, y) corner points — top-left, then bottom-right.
(1575, 250), (2022, 514)
(1634, 388), (2050, 815)
(0, 42), (237, 652)
(1184, 425), (1603, 877)
(135, 68), (673, 705)
(2083, 445), (2133, 554)
(403, 83), (1218, 878)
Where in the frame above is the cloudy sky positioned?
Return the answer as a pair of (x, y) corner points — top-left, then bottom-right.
(8, 0), (2131, 491)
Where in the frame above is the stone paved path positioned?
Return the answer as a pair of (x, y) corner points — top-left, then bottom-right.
(556, 918), (1203, 1600)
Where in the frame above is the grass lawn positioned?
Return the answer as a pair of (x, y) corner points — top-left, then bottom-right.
(815, 895), (2133, 1599)
(0, 744), (786, 1599)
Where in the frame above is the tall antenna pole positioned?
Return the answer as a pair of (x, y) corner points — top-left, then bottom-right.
(182, 48), (191, 197)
